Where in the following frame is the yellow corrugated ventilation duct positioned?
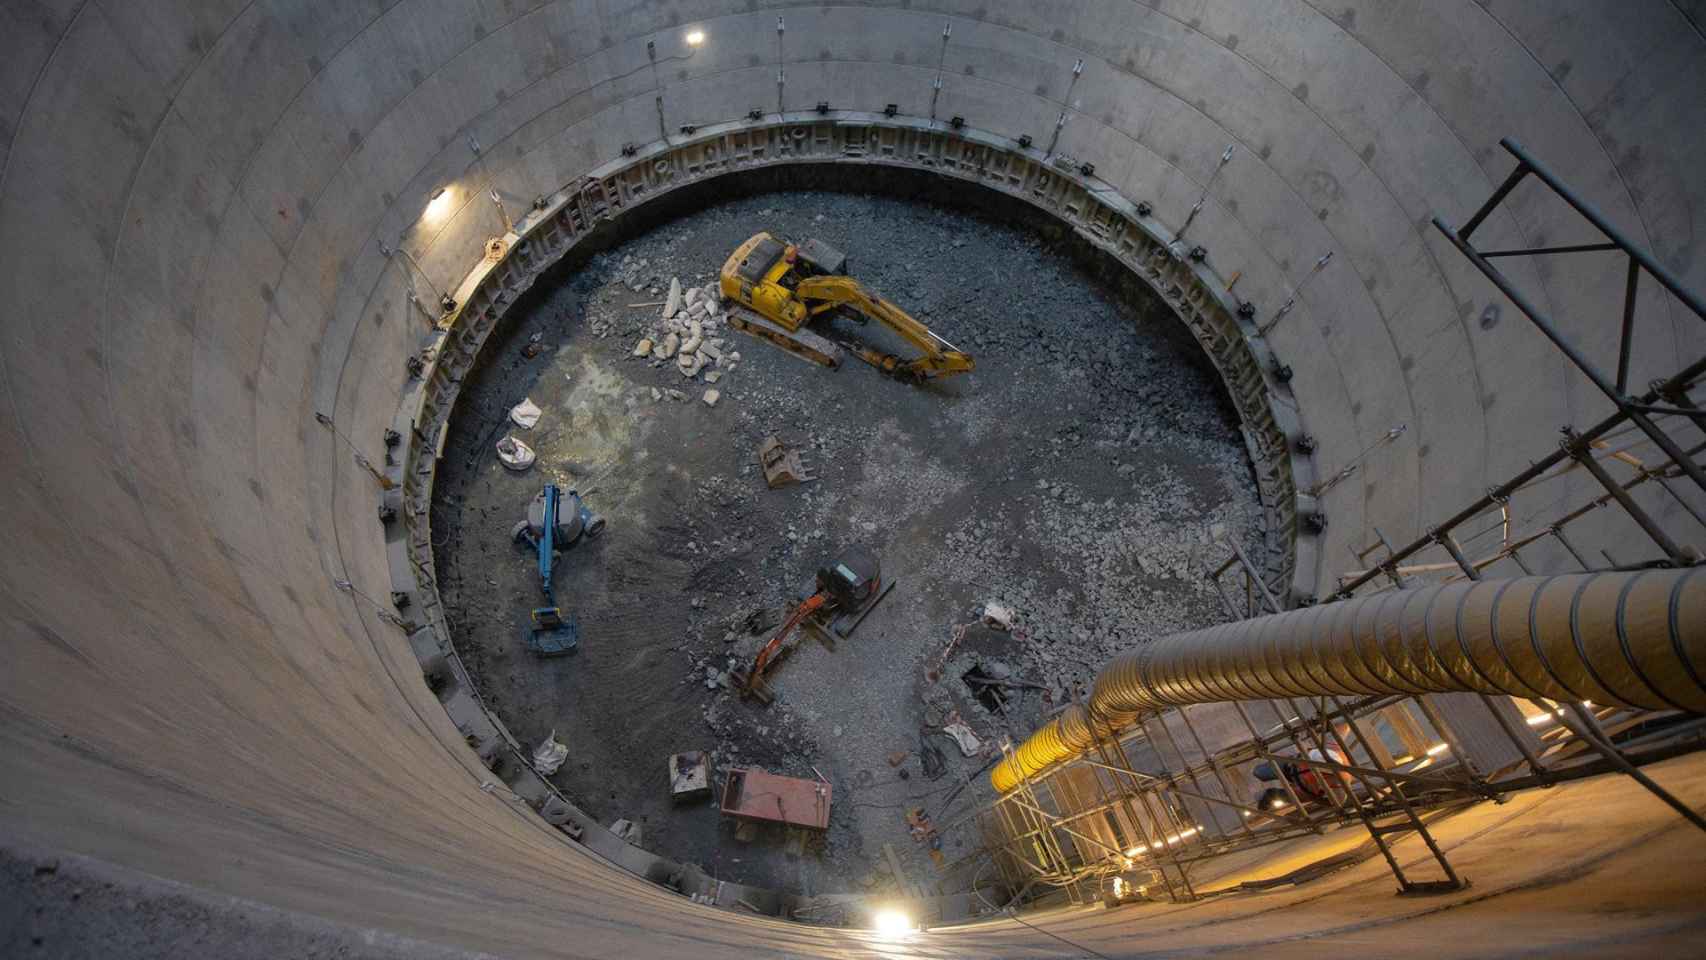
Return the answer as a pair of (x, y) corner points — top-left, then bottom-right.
(992, 570), (1706, 793)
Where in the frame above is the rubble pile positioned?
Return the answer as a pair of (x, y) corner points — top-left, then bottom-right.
(928, 440), (1261, 704)
(625, 272), (742, 407)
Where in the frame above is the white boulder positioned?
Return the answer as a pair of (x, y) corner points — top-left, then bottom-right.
(663, 277), (683, 318)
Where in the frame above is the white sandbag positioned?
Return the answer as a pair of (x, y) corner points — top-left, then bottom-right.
(533, 730), (569, 775)
(496, 435), (536, 471)
(509, 397), (542, 429)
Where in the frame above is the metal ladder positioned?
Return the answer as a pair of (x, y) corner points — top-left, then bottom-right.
(1209, 541), (1465, 894)
(1319, 697), (1464, 895)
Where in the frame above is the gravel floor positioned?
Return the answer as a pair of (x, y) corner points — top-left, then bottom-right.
(429, 188), (1266, 896)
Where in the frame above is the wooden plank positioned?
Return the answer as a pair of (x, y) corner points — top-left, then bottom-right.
(884, 842), (922, 900)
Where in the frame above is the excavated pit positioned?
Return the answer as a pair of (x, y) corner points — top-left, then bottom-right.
(429, 176), (1269, 894)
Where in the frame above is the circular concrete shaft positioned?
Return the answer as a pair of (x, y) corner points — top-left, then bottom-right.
(428, 185), (1268, 895)
(3, 3), (1705, 957)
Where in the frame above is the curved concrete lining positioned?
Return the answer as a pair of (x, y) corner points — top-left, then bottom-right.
(4, 2), (1704, 956)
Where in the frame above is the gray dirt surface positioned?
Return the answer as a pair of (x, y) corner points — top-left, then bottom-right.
(0, 845), (492, 960)
(429, 189), (1265, 896)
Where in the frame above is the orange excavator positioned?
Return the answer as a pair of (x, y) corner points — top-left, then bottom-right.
(732, 546), (893, 703)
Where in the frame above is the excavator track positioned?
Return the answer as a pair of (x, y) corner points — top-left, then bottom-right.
(726, 305), (845, 369)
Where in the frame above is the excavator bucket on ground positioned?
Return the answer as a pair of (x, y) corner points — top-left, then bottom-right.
(759, 436), (815, 488)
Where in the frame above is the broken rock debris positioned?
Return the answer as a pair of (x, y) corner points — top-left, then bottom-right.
(629, 277), (738, 404)
(664, 277), (683, 318)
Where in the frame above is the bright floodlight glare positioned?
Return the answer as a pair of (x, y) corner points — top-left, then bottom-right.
(871, 909), (912, 937)
(685, 29), (705, 46)
(425, 185), (452, 220)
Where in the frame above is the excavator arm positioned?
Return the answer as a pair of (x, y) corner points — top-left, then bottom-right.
(794, 276), (975, 381)
(750, 593), (829, 692)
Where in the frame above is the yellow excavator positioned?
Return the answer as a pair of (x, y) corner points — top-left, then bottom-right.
(718, 232), (975, 381)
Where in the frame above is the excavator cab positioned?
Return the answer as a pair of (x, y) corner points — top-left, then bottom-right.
(718, 231), (974, 382)
(816, 545), (879, 609)
(723, 233), (809, 329)
(792, 238), (847, 278)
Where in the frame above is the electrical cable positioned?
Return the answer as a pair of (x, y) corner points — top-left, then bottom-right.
(1003, 908), (1118, 960)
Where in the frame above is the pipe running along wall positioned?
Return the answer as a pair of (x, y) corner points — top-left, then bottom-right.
(991, 569), (1706, 793)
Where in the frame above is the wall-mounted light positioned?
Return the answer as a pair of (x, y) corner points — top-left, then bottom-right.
(685, 29), (705, 47)
(424, 186), (452, 221)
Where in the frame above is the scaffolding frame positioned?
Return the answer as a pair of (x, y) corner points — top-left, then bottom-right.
(1334, 137), (1706, 602)
(973, 139), (1706, 908)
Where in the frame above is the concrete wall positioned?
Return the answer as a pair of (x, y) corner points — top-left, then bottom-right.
(2, 2), (1703, 956)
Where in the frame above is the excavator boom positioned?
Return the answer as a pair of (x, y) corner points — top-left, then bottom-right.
(734, 592), (828, 701)
(795, 276), (975, 381)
